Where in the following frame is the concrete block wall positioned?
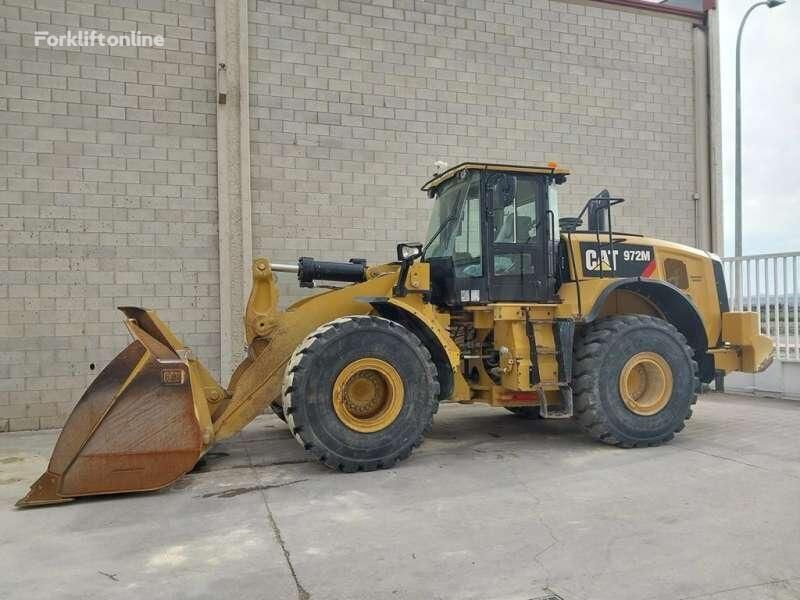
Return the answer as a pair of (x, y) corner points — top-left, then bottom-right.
(0, 0), (219, 431)
(248, 0), (698, 305)
(0, 0), (703, 431)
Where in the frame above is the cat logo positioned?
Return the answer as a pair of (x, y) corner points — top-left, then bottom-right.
(579, 242), (656, 278)
(585, 249), (617, 272)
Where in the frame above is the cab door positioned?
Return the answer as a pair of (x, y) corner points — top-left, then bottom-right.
(484, 172), (549, 302)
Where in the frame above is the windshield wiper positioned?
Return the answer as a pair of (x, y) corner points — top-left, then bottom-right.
(421, 215), (457, 259)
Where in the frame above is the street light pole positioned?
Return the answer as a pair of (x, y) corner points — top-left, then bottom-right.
(734, 0), (785, 308)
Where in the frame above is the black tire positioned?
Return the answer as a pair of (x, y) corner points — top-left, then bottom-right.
(573, 315), (698, 448)
(282, 316), (440, 472)
(505, 406), (541, 419)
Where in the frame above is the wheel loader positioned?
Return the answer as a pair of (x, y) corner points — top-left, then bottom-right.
(17, 162), (774, 507)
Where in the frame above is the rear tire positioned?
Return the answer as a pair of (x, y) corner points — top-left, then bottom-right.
(573, 315), (697, 448)
(282, 316), (440, 472)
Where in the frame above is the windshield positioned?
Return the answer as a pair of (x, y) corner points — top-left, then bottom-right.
(424, 178), (466, 258)
(424, 171), (482, 275)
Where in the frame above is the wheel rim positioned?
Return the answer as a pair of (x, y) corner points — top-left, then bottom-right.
(619, 352), (673, 416)
(332, 358), (404, 432)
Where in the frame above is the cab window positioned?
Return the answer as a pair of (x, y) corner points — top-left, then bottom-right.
(453, 177), (482, 276)
(489, 174), (542, 276)
(492, 175), (539, 244)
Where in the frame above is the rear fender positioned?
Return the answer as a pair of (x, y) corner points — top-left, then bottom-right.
(585, 278), (709, 356)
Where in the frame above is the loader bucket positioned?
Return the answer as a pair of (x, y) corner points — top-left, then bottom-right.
(16, 307), (220, 508)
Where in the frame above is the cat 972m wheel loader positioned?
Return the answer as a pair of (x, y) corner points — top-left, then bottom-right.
(17, 163), (774, 507)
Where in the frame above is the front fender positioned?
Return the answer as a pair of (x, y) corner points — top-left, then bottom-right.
(214, 267), (398, 440)
(369, 295), (470, 402)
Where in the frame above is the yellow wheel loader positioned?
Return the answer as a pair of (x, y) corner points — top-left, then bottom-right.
(17, 163), (774, 507)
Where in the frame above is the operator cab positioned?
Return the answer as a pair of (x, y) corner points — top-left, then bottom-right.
(419, 163), (568, 305)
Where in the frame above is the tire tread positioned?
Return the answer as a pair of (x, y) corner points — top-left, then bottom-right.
(282, 315), (439, 472)
(572, 314), (698, 448)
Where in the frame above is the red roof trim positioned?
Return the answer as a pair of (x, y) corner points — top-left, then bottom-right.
(589, 0), (708, 19)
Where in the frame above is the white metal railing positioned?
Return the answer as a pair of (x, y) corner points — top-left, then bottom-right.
(722, 251), (800, 362)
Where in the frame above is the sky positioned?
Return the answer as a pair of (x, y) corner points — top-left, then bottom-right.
(717, 0), (800, 256)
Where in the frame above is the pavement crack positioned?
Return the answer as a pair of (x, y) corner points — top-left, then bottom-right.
(674, 575), (800, 600)
(525, 493), (560, 587)
(189, 458), (312, 474)
(253, 459), (313, 468)
(199, 479), (308, 499)
(532, 539), (558, 573)
(97, 571), (118, 582)
(265, 501), (311, 600)
(243, 440), (311, 600)
(533, 519), (560, 572)
(683, 447), (800, 481)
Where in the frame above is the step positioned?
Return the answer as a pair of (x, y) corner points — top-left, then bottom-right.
(539, 386), (574, 419)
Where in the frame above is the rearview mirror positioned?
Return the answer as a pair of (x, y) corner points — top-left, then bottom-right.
(397, 243), (423, 262)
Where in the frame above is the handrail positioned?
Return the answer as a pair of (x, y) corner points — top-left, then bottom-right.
(721, 251), (800, 362)
(723, 251), (800, 261)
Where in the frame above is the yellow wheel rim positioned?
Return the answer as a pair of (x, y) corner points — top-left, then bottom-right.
(332, 358), (404, 433)
(619, 352), (673, 416)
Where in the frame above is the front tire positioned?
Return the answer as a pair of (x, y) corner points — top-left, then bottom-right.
(282, 316), (440, 472)
(573, 315), (697, 448)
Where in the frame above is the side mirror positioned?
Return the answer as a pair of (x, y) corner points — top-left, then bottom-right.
(559, 217), (582, 232)
(397, 243), (423, 262)
(587, 198), (610, 233)
(393, 243), (424, 297)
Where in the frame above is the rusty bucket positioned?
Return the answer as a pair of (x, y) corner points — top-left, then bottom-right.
(16, 308), (223, 507)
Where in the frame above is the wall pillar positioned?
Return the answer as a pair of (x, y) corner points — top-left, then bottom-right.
(707, 9), (725, 256)
(693, 23), (712, 251)
(215, 0), (252, 382)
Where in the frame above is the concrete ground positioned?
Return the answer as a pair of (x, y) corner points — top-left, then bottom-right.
(1, 392), (799, 600)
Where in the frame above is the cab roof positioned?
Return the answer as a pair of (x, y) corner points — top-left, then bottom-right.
(420, 162), (570, 192)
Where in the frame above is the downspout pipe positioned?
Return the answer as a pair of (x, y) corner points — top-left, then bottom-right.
(693, 22), (712, 251)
